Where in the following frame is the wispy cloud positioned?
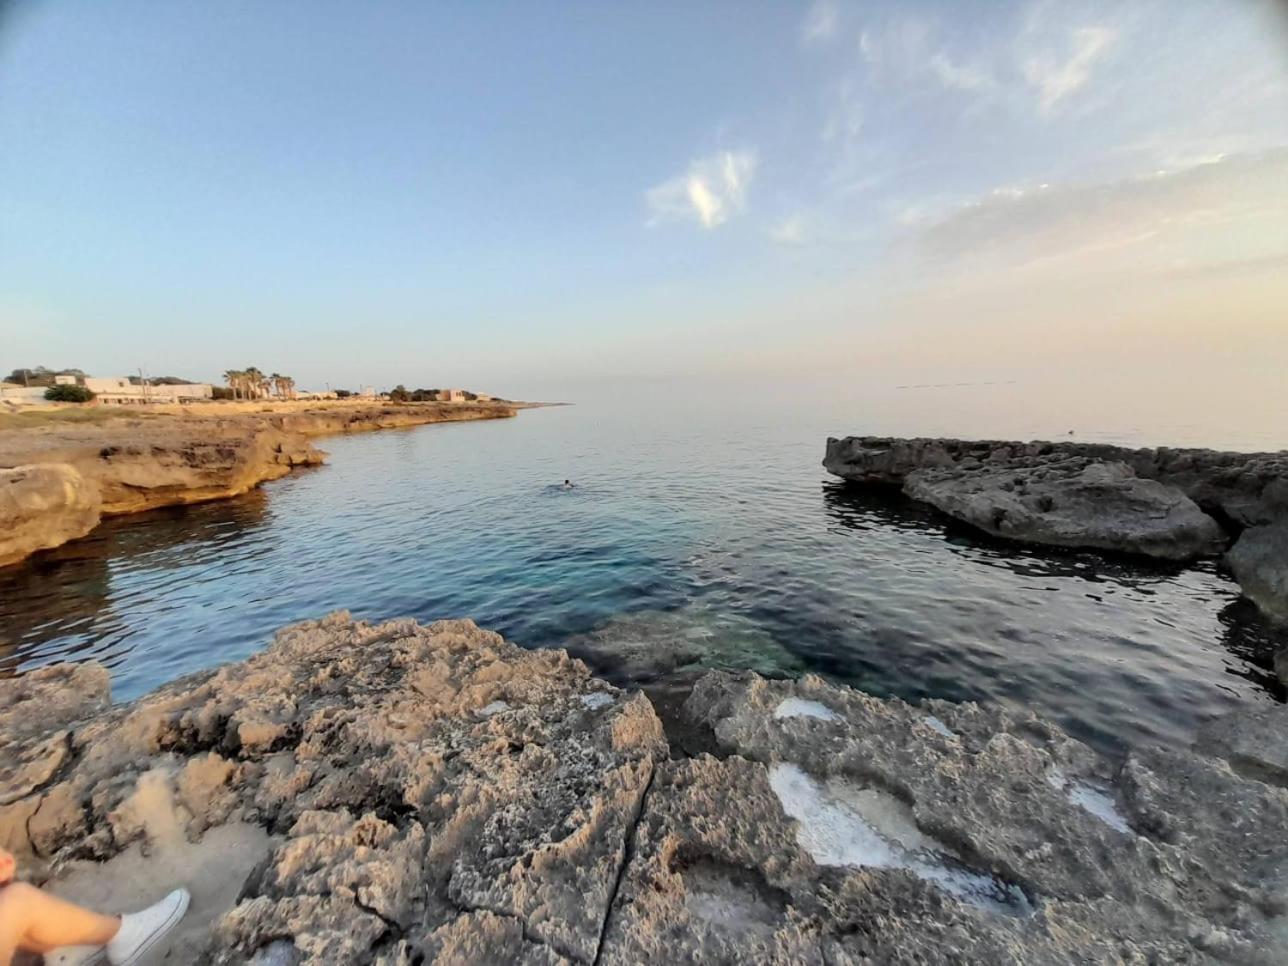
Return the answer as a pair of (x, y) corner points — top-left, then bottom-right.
(905, 149), (1288, 271)
(769, 215), (807, 245)
(646, 150), (758, 229)
(801, 0), (839, 45)
(1023, 25), (1116, 113)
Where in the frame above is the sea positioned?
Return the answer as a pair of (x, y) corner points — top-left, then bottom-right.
(3, 378), (1285, 757)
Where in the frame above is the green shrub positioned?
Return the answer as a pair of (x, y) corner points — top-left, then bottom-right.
(44, 384), (95, 403)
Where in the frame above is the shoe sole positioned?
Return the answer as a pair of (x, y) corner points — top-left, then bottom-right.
(115, 890), (191, 966)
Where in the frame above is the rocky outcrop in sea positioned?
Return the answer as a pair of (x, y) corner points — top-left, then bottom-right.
(3, 614), (1285, 964)
(824, 436), (1288, 626)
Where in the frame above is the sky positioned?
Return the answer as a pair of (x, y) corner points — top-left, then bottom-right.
(2, 0), (1287, 400)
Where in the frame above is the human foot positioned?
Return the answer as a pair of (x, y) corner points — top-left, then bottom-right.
(105, 888), (190, 965)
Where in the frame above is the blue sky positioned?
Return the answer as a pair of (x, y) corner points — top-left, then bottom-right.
(2, 0), (1286, 398)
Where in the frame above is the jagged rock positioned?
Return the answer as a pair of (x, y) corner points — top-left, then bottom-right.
(0, 613), (663, 965)
(1197, 703), (1288, 787)
(6, 618), (1287, 963)
(676, 670), (1288, 963)
(0, 463), (102, 567)
(1227, 524), (1288, 625)
(904, 457), (1225, 560)
(825, 436), (1288, 611)
(823, 436), (1288, 526)
(0, 662), (111, 861)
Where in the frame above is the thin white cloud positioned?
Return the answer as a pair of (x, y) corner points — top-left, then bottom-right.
(856, 15), (997, 98)
(646, 150), (757, 230)
(769, 215), (806, 245)
(822, 77), (864, 146)
(801, 0), (839, 44)
(905, 149), (1288, 271)
(929, 52), (995, 93)
(1023, 25), (1116, 113)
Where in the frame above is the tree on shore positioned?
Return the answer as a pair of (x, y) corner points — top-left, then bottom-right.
(6, 367), (87, 387)
(44, 384), (95, 403)
(223, 369), (246, 400)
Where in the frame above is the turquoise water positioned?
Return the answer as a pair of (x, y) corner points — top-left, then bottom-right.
(2, 386), (1285, 755)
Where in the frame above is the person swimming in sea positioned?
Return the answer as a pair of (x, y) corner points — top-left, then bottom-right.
(561, 479), (575, 489)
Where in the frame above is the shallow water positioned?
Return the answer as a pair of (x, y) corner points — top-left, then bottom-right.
(2, 384), (1285, 755)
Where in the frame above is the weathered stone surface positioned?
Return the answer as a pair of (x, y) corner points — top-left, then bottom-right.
(906, 457), (1224, 560)
(0, 463), (102, 567)
(6, 617), (1286, 963)
(678, 670), (1288, 963)
(824, 436), (1288, 613)
(0, 613), (663, 965)
(0, 402), (518, 568)
(1227, 524), (1288, 625)
(824, 436), (1288, 526)
(1198, 702), (1288, 787)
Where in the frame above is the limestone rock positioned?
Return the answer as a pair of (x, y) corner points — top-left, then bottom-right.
(0, 402), (517, 567)
(904, 456), (1225, 560)
(679, 670), (1288, 962)
(1197, 702), (1288, 786)
(1226, 524), (1288, 624)
(6, 617), (1286, 963)
(823, 436), (1288, 527)
(0, 463), (102, 567)
(0, 613), (664, 965)
(824, 435), (1288, 611)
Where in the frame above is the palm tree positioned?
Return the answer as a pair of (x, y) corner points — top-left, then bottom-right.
(244, 367), (265, 400)
(270, 373), (283, 398)
(223, 369), (245, 400)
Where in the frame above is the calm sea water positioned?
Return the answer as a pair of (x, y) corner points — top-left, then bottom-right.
(3, 382), (1285, 755)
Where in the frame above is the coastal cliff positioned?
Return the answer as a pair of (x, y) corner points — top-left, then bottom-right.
(0, 402), (516, 567)
(824, 436), (1288, 623)
(2, 614), (1284, 963)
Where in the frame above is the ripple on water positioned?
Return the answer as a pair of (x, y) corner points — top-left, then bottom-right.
(1, 403), (1283, 756)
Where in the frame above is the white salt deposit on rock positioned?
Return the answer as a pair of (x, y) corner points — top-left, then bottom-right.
(773, 698), (840, 722)
(923, 715), (955, 738)
(476, 700), (510, 716)
(1067, 782), (1131, 834)
(581, 692), (615, 709)
(769, 764), (1031, 916)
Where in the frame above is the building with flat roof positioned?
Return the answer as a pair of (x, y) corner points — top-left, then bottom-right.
(84, 378), (213, 405)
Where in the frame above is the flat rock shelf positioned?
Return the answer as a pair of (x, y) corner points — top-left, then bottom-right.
(824, 435), (1288, 632)
(3, 614), (1286, 964)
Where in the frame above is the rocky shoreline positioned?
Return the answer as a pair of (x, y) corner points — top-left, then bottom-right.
(0, 402), (517, 568)
(824, 436), (1288, 626)
(2, 614), (1286, 964)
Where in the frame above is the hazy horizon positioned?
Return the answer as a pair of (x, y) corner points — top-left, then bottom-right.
(3, 1), (1287, 405)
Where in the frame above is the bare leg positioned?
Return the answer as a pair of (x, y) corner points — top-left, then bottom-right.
(0, 882), (120, 960)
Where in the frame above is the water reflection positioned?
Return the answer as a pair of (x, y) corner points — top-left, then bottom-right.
(0, 490), (270, 679)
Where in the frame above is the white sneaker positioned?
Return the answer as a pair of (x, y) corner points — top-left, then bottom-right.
(105, 887), (191, 966)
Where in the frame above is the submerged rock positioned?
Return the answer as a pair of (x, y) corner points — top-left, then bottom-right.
(3, 616), (1286, 963)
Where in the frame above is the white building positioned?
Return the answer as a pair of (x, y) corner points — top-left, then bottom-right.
(84, 378), (213, 405)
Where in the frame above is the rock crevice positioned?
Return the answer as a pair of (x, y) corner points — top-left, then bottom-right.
(3, 616), (1286, 963)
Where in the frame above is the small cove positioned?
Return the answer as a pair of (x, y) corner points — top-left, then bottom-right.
(2, 386), (1285, 757)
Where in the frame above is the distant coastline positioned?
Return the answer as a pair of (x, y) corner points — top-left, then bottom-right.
(0, 398), (531, 568)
